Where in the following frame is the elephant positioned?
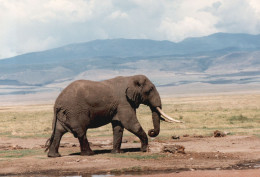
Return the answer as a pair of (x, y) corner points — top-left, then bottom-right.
(45, 75), (182, 157)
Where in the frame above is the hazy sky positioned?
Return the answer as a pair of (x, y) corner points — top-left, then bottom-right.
(1, 0), (260, 59)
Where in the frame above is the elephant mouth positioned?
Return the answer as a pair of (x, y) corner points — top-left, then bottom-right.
(156, 107), (184, 123)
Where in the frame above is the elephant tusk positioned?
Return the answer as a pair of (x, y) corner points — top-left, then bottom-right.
(156, 107), (184, 123)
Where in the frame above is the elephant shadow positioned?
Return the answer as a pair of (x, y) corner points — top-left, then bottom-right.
(69, 148), (141, 156)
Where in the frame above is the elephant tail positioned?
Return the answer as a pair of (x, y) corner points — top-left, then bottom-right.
(44, 108), (59, 152)
(44, 138), (52, 152)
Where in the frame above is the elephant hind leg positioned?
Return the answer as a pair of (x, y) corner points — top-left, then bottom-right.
(78, 133), (94, 156)
(48, 120), (67, 157)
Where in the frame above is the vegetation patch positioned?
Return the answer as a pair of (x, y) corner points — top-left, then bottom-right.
(111, 166), (143, 174)
(110, 153), (166, 160)
(229, 115), (251, 123)
(254, 134), (260, 139)
(0, 149), (44, 159)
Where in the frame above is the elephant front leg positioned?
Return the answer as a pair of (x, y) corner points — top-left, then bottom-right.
(78, 133), (94, 156)
(131, 126), (148, 152)
(111, 120), (124, 153)
(120, 123), (148, 152)
(117, 107), (148, 152)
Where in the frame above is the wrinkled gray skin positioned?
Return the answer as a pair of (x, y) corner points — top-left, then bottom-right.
(45, 75), (162, 157)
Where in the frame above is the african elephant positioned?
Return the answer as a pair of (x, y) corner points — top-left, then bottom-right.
(45, 75), (182, 157)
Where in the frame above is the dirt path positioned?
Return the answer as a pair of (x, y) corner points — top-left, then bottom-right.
(0, 135), (260, 176)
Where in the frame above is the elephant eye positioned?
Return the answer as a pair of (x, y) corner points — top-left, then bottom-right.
(135, 81), (141, 87)
(145, 87), (153, 95)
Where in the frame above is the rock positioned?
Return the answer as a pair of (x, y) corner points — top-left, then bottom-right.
(214, 130), (226, 137)
(171, 135), (180, 139)
(122, 139), (128, 143)
(148, 143), (185, 154)
(224, 131), (231, 135)
(163, 145), (185, 154)
(11, 145), (24, 150)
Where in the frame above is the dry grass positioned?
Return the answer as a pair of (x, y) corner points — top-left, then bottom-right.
(0, 105), (53, 138)
(0, 94), (259, 139)
(154, 94), (260, 137)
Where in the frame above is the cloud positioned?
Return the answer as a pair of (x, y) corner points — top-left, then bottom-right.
(157, 0), (219, 41)
(159, 12), (218, 42)
(202, 0), (260, 34)
(0, 0), (260, 59)
(108, 10), (128, 19)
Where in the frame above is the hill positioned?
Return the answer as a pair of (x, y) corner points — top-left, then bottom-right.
(0, 32), (259, 96)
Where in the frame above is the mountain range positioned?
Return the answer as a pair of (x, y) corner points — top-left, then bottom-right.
(0, 32), (259, 96)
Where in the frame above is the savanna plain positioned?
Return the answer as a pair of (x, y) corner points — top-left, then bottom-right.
(0, 94), (260, 176)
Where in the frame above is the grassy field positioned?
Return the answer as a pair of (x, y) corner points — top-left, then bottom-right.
(0, 94), (260, 139)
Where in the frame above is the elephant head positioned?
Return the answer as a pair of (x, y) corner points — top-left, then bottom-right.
(126, 75), (182, 137)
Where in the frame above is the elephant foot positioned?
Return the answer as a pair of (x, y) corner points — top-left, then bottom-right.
(81, 150), (95, 156)
(141, 145), (148, 152)
(111, 149), (122, 154)
(48, 152), (61, 158)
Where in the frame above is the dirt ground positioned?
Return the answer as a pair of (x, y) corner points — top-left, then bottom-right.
(0, 134), (260, 176)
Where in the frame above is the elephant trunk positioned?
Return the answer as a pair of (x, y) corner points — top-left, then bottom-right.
(146, 87), (183, 137)
(148, 108), (160, 137)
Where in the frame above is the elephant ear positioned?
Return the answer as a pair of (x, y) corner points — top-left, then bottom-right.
(126, 75), (147, 108)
